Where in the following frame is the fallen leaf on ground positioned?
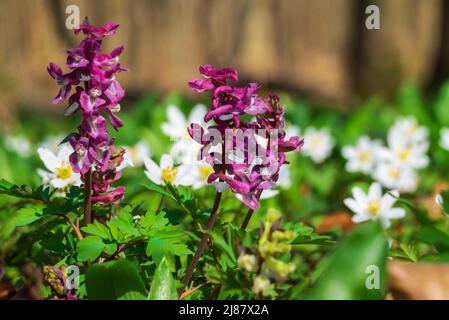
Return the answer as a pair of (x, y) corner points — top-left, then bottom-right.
(388, 259), (449, 300)
(316, 212), (355, 234)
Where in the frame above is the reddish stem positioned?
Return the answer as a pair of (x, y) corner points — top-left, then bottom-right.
(83, 169), (92, 225)
(180, 191), (223, 294)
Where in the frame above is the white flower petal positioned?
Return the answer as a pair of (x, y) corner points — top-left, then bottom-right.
(188, 104), (207, 124)
(368, 182), (382, 200)
(160, 154), (174, 169)
(38, 148), (59, 172)
(385, 208), (405, 219)
(144, 157), (162, 179)
(344, 198), (364, 216)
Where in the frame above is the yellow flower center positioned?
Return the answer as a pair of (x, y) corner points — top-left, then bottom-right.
(130, 146), (139, 163)
(397, 148), (410, 161)
(367, 200), (381, 216)
(56, 161), (72, 180)
(199, 165), (213, 181)
(358, 150), (371, 162)
(162, 166), (178, 183)
(310, 136), (322, 149)
(389, 167), (400, 179)
(407, 124), (419, 135)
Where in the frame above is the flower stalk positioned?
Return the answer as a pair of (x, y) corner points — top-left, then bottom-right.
(180, 191), (223, 294)
(83, 169), (92, 225)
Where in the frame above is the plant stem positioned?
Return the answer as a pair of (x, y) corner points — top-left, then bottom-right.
(240, 189), (263, 230)
(179, 281), (212, 300)
(180, 191), (223, 294)
(63, 215), (83, 241)
(83, 169), (92, 226)
(156, 194), (164, 213)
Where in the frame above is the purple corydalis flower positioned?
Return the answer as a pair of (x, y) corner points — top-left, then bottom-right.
(69, 136), (94, 174)
(94, 46), (124, 67)
(91, 186), (124, 205)
(47, 63), (79, 104)
(75, 18), (119, 38)
(89, 135), (113, 173)
(66, 48), (89, 69)
(188, 64), (303, 210)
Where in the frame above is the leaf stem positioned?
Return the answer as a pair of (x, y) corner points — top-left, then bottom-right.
(179, 281), (212, 300)
(180, 191), (223, 294)
(63, 214), (83, 241)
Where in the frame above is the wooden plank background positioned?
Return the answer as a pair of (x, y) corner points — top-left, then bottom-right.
(0, 0), (446, 129)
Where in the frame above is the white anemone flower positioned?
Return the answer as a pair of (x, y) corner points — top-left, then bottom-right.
(144, 154), (193, 186)
(342, 136), (383, 174)
(373, 162), (418, 193)
(4, 135), (32, 157)
(161, 104), (206, 165)
(344, 182), (405, 228)
(301, 127), (334, 164)
(439, 128), (449, 151)
(37, 144), (82, 189)
(378, 137), (429, 170)
(161, 104), (206, 140)
(188, 161), (215, 190)
(388, 116), (428, 146)
(120, 140), (151, 168)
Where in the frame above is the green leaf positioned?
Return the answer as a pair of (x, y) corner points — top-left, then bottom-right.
(390, 243), (419, 262)
(413, 227), (449, 252)
(86, 260), (147, 300)
(309, 221), (388, 299)
(148, 257), (177, 300)
(0, 179), (50, 202)
(77, 236), (105, 262)
(109, 208), (140, 237)
(210, 231), (237, 263)
(292, 233), (334, 245)
(142, 182), (176, 201)
(146, 234), (191, 264)
(284, 222), (334, 245)
(14, 205), (45, 227)
(82, 221), (112, 240)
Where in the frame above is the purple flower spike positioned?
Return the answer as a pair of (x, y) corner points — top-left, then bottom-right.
(49, 18), (127, 206)
(188, 64), (304, 210)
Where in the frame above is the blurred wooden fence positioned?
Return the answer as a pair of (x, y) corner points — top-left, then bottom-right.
(0, 0), (447, 129)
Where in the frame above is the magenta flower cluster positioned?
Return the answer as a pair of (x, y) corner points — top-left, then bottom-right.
(188, 65), (303, 210)
(47, 18), (127, 205)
